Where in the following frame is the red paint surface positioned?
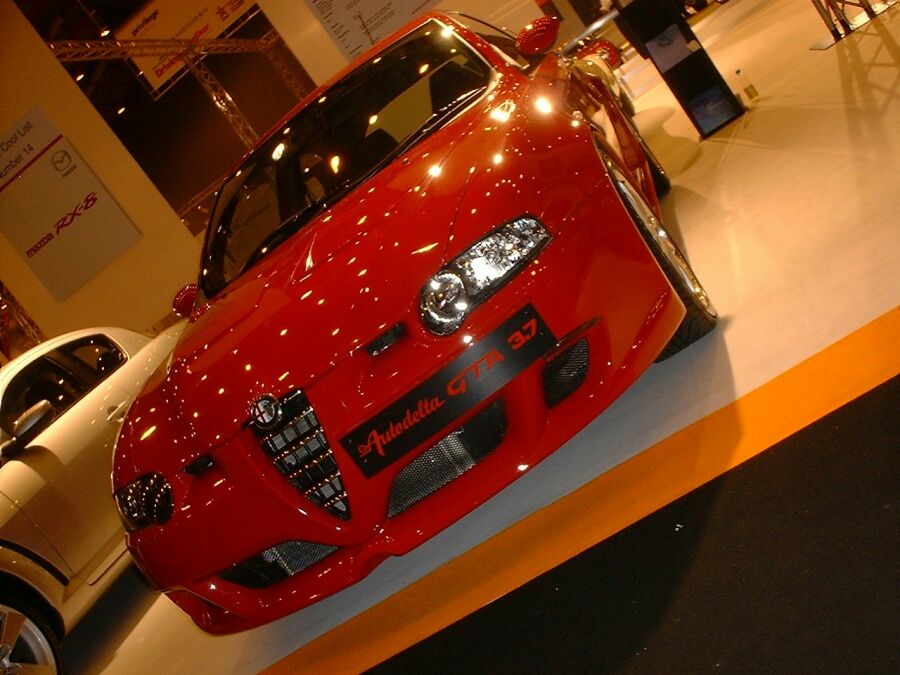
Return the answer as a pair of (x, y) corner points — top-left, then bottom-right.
(113, 12), (683, 633)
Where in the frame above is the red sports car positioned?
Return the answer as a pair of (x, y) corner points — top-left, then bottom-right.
(112, 11), (716, 634)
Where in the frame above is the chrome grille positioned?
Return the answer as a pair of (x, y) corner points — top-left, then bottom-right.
(252, 390), (350, 520)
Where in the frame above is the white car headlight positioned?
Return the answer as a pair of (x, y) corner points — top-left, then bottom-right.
(420, 216), (550, 335)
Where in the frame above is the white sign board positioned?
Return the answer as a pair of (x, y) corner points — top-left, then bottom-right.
(302, 0), (439, 59)
(116, 0), (253, 91)
(0, 107), (141, 301)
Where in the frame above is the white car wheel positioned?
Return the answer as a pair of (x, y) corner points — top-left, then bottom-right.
(0, 595), (62, 675)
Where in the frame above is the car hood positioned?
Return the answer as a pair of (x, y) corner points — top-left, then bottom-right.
(119, 110), (487, 475)
(115, 71), (585, 480)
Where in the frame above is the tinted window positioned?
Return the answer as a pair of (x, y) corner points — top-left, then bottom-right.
(200, 20), (492, 297)
(0, 335), (126, 432)
(68, 336), (127, 376)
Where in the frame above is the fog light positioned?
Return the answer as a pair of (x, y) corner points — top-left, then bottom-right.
(115, 472), (174, 531)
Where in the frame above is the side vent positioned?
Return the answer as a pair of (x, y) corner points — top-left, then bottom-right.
(365, 322), (406, 356)
(542, 338), (589, 407)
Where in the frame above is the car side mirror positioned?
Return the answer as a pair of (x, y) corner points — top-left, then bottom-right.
(1, 400), (56, 459)
(577, 38), (622, 69)
(516, 16), (561, 58)
(173, 283), (198, 318)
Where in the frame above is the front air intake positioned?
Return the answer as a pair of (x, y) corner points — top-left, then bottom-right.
(220, 540), (338, 589)
(250, 390), (350, 520)
(387, 400), (506, 518)
(542, 338), (589, 407)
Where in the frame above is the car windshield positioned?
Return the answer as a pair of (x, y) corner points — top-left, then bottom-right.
(200, 19), (493, 297)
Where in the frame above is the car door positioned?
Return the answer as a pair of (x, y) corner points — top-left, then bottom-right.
(0, 335), (133, 578)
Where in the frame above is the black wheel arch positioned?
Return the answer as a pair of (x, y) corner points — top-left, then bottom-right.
(0, 571), (65, 641)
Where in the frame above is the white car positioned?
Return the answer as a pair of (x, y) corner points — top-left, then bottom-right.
(0, 325), (181, 674)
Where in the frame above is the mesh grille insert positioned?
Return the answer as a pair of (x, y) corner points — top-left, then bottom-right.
(263, 541), (337, 574)
(221, 540), (338, 589)
(251, 390), (350, 520)
(542, 338), (589, 407)
(388, 400), (506, 518)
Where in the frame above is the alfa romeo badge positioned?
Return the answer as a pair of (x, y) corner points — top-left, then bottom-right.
(249, 394), (282, 430)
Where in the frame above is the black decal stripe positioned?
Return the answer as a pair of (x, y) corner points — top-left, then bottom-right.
(342, 305), (556, 477)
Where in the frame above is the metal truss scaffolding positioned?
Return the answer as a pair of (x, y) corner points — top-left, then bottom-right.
(46, 30), (308, 147)
(809, 0), (896, 43)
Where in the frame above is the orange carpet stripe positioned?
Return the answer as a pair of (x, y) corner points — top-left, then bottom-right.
(264, 307), (900, 674)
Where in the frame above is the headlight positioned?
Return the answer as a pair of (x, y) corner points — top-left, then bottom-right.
(420, 271), (470, 334)
(115, 472), (174, 532)
(420, 216), (550, 335)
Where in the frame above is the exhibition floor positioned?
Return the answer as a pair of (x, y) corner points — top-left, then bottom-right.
(65, 0), (900, 672)
(373, 376), (900, 673)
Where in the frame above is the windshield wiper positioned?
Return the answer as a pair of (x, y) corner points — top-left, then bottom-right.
(240, 199), (330, 274)
(343, 87), (488, 187)
(398, 86), (488, 155)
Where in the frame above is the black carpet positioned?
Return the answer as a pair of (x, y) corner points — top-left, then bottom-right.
(370, 376), (900, 674)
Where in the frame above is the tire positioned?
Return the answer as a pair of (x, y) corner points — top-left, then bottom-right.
(0, 592), (64, 675)
(620, 111), (671, 198)
(603, 155), (717, 360)
(618, 89), (636, 118)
